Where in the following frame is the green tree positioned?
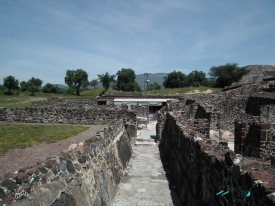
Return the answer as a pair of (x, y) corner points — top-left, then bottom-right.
(27, 77), (43, 95)
(42, 83), (58, 93)
(3, 75), (19, 94)
(163, 70), (188, 88)
(19, 78), (43, 95)
(187, 70), (208, 87)
(98, 72), (116, 94)
(20, 81), (28, 92)
(148, 82), (161, 90)
(64, 69), (88, 95)
(208, 63), (249, 87)
(116, 68), (141, 92)
(90, 79), (99, 89)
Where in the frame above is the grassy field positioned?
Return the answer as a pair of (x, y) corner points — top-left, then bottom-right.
(80, 88), (105, 97)
(0, 88), (106, 108)
(0, 91), (65, 108)
(0, 124), (89, 155)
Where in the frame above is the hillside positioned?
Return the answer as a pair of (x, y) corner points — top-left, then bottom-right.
(55, 84), (68, 89)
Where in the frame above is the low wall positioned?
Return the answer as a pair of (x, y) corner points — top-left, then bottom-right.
(0, 106), (137, 126)
(0, 120), (132, 206)
(158, 112), (275, 206)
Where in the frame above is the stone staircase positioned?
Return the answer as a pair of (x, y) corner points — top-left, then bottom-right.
(135, 122), (157, 146)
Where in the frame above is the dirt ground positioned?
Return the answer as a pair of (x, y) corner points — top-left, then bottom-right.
(0, 125), (107, 177)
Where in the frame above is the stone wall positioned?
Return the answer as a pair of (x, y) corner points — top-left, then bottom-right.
(32, 97), (98, 107)
(235, 122), (275, 160)
(130, 105), (149, 118)
(158, 112), (275, 206)
(100, 91), (182, 99)
(0, 120), (132, 206)
(0, 106), (137, 126)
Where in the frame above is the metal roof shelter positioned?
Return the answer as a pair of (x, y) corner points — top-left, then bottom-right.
(113, 98), (177, 106)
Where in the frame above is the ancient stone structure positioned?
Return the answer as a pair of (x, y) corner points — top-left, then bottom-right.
(0, 120), (132, 205)
(234, 65), (275, 85)
(1, 79), (275, 205)
(157, 80), (275, 205)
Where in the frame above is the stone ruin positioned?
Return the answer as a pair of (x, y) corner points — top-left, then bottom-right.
(156, 80), (275, 205)
(1, 80), (275, 205)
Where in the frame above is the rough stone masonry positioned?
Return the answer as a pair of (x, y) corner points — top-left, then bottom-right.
(1, 79), (275, 205)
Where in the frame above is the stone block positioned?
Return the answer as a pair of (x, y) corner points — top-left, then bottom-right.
(260, 123), (271, 130)
(248, 169), (275, 184)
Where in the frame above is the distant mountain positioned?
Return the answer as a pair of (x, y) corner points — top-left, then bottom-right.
(55, 84), (68, 89)
(135, 73), (168, 90)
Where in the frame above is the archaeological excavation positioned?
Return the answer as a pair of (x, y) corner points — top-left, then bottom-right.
(1, 79), (275, 206)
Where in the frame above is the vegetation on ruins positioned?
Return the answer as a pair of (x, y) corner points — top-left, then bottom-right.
(98, 72), (116, 94)
(0, 124), (89, 155)
(90, 79), (99, 88)
(3, 75), (19, 94)
(209, 63), (250, 87)
(64, 69), (89, 96)
(148, 82), (162, 90)
(116, 68), (141, 92)
(163, 70), (188, 88)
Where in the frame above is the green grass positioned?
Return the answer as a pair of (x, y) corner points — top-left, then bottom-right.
(0, 91), (65, 108)
(80, 88), (105, 97)
(144, 87), (220, 95)
(0, 124), (89, 155)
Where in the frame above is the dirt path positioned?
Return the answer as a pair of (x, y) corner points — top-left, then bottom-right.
(0, 125), (107, 177)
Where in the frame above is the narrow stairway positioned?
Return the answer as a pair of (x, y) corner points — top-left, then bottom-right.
(113, 122), (182, 206)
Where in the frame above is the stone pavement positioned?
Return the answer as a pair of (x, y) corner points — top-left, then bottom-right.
(113, 122), (182, 206)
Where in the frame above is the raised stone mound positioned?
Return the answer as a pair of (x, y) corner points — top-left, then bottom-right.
(233, 65), (275, 85)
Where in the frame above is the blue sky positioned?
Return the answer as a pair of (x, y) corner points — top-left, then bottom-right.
(1, 0), (275, 85)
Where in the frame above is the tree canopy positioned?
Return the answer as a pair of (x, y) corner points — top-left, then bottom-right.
(148, 82), (161, 90)
(187, 70), (208, 87)
(163, 70), (188, 88)
(3, 75), (19, 94)
(42, 83), (59, 93)
(98, 72), (116, 93)
(208, 63), (249, 87)
(64, 69), (88, 95)
(90, 79), (99, 89)
(116, 68), (141, 92)
(27, 77), (43, 95)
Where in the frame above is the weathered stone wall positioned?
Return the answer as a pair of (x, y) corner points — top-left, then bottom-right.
(235, 122), (275, 160)
(100, 91), (182, 99)
(246, 96), (275, 116)
(130, 105), (149, 118)
(0, 120), (132, 206)
(158, 112), (275, 206)
(32, 97), (98, 107)
(0, 106), (137, 126)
